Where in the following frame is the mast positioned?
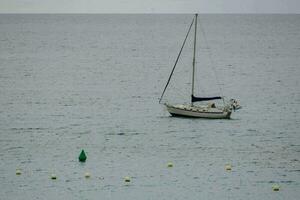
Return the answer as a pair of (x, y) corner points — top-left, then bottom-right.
(159, 17), (195, 104)
(191, 13), (198, 106)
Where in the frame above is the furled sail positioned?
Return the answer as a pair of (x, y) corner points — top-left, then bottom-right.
(191, 95), (222, 102)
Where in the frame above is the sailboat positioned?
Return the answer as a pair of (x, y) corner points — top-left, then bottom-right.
(159, 14), (239, 119)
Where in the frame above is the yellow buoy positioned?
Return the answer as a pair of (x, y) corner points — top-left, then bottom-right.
(167, 162), (173, 168)
(124, 176), (131, 183)
(225, 164), (232, 171)
(272, 184), (280, 191)
(85, 172), (91, 178)
(51, 174), (57, 180)
(16, 169), (22, 175)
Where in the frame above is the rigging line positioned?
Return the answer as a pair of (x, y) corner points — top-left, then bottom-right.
(159, 17), (195, 104)
(198, 19), (225, 100)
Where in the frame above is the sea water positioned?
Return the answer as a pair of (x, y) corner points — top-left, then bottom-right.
(0, 14), (299, 199)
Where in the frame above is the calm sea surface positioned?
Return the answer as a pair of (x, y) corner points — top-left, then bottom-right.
(0, 14), (299, 199)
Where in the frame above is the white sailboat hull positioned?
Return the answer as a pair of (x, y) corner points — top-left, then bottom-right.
(165, 104), (231, 119)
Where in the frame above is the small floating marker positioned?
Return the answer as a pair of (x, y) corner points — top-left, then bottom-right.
(84, 172), (91, 178)
(167, 162), (173, 168)
(79, 149), (87, 162)
(124, 176), (131, 183)
(225, 164), (232, 171)
(51, 174), (57, 180)
(16, 169), (22, 175)
(272, 184), (280, 191)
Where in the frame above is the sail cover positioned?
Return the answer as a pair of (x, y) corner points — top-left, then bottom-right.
(191, 95), (222, 102)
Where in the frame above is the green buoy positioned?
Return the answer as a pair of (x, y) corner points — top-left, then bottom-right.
(79, 150), (87, 162)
